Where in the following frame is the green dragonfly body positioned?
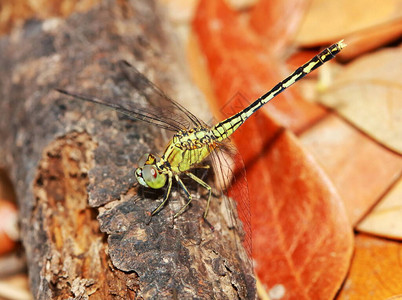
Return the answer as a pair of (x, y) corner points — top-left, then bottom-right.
(58, 40), (346, 218)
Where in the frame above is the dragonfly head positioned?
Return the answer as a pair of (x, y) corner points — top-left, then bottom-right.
(135, 153), (167, 189)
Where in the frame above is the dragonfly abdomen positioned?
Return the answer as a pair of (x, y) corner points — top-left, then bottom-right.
(211, 40), (346, 142)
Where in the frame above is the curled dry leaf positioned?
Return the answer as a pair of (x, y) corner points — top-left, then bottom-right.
(336, 18), (402, 61)
(320, 46), (402, 154)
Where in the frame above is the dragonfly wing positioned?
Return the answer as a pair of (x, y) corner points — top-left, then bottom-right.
(207, 140), (253, 268)
(56, 89), (182, 132)
(119, 60), (207, 129)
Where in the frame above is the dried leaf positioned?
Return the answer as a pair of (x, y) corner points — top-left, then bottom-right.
(319, 46), (402, 154)
(300, 114), (402, 225)
(248, 130), (353, 300)
(357, 178), (402, 239)
(337, 234), (402, 300)
(336, 19), (402, 61)
(248, 0), (309, 55)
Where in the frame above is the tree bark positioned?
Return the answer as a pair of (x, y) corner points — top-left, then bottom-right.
(0, 0), (255, 299)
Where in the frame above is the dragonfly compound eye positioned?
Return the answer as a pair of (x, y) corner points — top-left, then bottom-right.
(142, 165), (167, 189)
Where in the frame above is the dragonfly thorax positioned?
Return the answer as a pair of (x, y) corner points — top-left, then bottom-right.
(135, 153), (167, 189)
(173, 127), (216, 150)
(157, 127), (217, 174)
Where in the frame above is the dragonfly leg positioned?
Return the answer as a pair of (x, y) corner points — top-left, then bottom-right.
(196, 165), (210, 169)
(151, 172), (173, 216)
(185, 172), (212, 219)
(174, 175), (192, 218)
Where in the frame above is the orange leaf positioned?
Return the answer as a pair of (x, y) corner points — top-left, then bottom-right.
(337, 233), (402, 300)
(249, 0), (309, 55)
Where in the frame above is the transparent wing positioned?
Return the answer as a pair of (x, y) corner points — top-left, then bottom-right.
(56, 89), (184, 132)
(57, 60), (208, 132)
(208, 140), (253, 266)
(118, 60), (208, 129)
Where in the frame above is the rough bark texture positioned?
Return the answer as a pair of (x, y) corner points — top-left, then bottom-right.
(0, 0), (255, 299)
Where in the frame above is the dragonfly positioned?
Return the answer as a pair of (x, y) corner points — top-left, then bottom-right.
(57, 40), (346, 220)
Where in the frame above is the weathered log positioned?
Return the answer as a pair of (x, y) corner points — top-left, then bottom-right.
(0, 0), (255, 299)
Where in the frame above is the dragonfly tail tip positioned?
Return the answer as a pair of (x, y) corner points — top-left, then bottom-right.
(338, 39), (347, 49)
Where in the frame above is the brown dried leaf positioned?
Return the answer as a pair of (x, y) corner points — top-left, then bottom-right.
(357, 178), (402, 240)
(337, 234), (402, 300)
(320, 46), (402, 154)
(300, 114), (402, 225)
